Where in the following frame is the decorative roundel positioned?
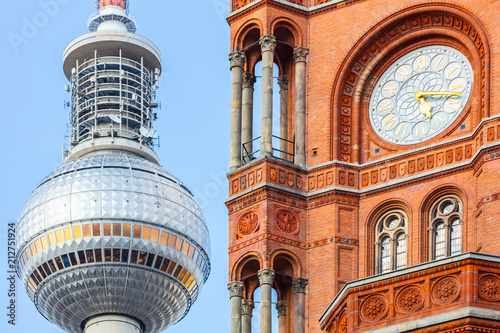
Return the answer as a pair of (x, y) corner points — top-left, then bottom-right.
(369, 45), (473, 145)
(361, 294), (388, 321)
(479, 275), (500, 301)
(238, 212), (259, 236)
(432, 276), (461, 304)
(396, 286), (424, 313)
(276, 210), (299, 234)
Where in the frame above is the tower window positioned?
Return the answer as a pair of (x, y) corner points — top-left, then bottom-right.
(375, 210), (408, 274)
(429, 196), (463, 260)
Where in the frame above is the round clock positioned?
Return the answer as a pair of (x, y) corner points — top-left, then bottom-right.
(369, 45), (473, 145)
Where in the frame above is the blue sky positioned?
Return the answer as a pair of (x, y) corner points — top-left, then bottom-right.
(0, 0), (237, 332)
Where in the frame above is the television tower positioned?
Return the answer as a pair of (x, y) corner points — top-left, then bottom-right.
(16, 1), (211, 332)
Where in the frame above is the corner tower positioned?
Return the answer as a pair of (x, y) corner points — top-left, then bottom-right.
(16, 2), (211, 332)
(226, 1), (500, 333)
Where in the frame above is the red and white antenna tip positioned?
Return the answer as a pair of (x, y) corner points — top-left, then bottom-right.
(98, 0), (127, 10)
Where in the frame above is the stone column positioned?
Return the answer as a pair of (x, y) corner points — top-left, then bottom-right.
(278, 75), (290, 160)
(242, 73), (257, 162)
(259, 35), (277, 158)
(258, 268), (275, 333)
(276, 301), (287, 333)
(292, 278), (308, 333)
(293, 47), (309, 166)
(228, 281), (244, 333)
(241, 299), (254, 333)
(229, 52), (246, 171)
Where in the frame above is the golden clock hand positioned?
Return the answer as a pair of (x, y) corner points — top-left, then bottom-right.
(415, 90), (462, 99)
(416, 94), (432, 118)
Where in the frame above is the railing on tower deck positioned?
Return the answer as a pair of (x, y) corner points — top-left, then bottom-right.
(242, 136), (295, 165)
(232, 0), (305, 11)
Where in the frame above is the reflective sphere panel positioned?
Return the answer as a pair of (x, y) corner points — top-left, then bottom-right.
(16, 151), (211, 333)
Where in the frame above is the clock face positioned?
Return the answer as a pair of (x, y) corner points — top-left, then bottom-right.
(369, 46), (473, 145)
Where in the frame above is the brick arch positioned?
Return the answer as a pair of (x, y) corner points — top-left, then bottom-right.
(233, 19), (263, 73)
(419, 184), (468, 262)
(364, 199), (412, 275)
(330, 4), (491, 163)
(270, 248), (302, 277)
(270, 17), (303, 47)
(231, 250), (264, 281)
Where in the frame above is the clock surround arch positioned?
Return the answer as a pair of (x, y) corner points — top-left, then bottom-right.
(331, 4), (490, 163)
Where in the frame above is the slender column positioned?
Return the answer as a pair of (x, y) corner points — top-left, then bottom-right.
(292, 278), (308, 333)
(258, 268), (275, 333)
(228, 281), (245, 333)
(241, 299), (254, 333)
(242, 73), (257, 162)
(278, 75), (290, 160)
(276, 301), (287, 333)
(229, 52), (246, 171)
(259, 35), (277, 158)
(293, 47), (309, 166)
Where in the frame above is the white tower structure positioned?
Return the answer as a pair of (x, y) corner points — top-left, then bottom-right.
(16, 1), (211, 332)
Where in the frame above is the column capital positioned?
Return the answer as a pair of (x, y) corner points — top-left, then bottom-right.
(278, 75), (289, 91)
(243, 72), (257, 89)
(259, 35), (277, 53)
(257, 268), (275, 286)
(241, 299), (255, 315)
(276, 301), (287, 317)
(229, 51), (246, 69)
(228, 281), (244, 298)
(293, 47), (309, 64)
(292, 278), (308, 294)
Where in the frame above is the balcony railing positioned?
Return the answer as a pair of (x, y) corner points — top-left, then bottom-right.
(242, 135), (295, 165)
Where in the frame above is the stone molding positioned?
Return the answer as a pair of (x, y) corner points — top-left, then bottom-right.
(241, 299), (255, 315)
(257, 268), (276, 286)
(276, 301), (287, 316)
(278, 75), (290, 91)
(229, 51), (246, 69)
(259, 35), (277, 53)
(292, 278), (309, 294)
(293, 47), (309, 63)
(228, 281), (244, 298)
(242, 72), (257, 89)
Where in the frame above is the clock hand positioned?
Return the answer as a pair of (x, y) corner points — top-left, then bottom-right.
(415, 90), (462, 98)
(416, 94), (432, 118)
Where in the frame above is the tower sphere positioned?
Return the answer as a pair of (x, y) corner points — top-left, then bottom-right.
(16, 2), (211, 333)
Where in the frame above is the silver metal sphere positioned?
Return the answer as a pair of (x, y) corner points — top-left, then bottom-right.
(16, 150), (211, 333)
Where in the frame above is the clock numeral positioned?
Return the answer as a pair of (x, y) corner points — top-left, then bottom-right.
(435, 55), (444, 69)
(395, 123), (408, 137)
(383, 85), (397, 93)
(446, 65), (459, 77)
(414, 123), (427, 137)
(415, 56), (427, 70)
(379, 101), (392, 112)
(397, 67), (410, 79)
(434, 115), (445, 127)
(382, 114), (398, 130)
(450, 82), (464, 91)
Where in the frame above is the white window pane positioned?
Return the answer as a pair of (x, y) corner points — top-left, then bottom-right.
(435, 222), (445, 259)
(450, 219), (461, 256)
(381, 237), (391, 273)
(396, 233), (406, 270)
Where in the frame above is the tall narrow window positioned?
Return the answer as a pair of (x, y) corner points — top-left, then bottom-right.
(429, 195), (463, 260)
(375, 210), (408, 274)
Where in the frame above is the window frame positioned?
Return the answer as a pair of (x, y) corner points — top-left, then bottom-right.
(428, 195), (463, 260)
(374, 209), (409, 274)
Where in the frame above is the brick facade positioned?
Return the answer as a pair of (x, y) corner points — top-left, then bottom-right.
(226, 1), (500, 332)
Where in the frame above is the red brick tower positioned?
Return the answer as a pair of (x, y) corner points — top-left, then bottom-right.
(226, 1), (500, 333)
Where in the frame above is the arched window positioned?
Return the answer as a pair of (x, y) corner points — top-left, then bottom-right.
(375, 210), (408, 274)
(429, 195), (463, 260)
